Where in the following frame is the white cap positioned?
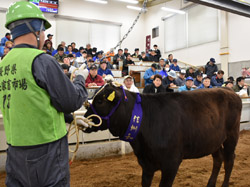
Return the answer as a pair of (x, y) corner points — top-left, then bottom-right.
(168, 70), (177, 79)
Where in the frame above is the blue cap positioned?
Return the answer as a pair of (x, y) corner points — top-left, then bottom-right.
(186, 76), (193, 81)
(210, 58), (215, 63)
(173, 59), (178, 63)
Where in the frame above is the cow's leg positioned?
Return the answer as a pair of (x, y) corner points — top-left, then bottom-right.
(221, 137), (238, 187)
(159, 160), (181, 187)
(141, 168), (154, 187)
(207, 146), (224, 187)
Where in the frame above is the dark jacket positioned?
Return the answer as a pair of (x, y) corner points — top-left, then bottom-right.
(141, 56), (149, 61)
(205, 62), (218, 78)
(132, 53), (141, 59)
(155, 49), (161, 61)
(162, 77), (177, 92)
(122, 59), (135, 75)
(186, 69), (195, 78)
(143, 84), (165, 94)
(148, 55), (159, 62)
(194, 79), (202, 87)
(211, 75), (224, 87)
(113, 54), (125, 65)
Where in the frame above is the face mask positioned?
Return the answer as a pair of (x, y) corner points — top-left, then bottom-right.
(165, 68), (169, 72)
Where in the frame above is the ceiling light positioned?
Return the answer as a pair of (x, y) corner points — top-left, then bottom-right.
(85, 0), (108, 4)
(118, 0), (138, 4)
(161, 14), (174, 21)
(161, 7), (185, 14)
(127, 5), (142, 11)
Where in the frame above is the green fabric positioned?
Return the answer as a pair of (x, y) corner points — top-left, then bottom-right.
(0, 48), (66, 146)
(5, 1), (51, 29)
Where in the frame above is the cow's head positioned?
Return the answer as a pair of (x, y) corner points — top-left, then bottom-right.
(84, 83), (133, 136)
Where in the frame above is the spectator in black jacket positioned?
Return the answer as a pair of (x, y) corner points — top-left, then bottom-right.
(166, 54), (173, 64)
(153, 44), (161, 61)
(71, 42), (78, 53)
(148, 50), (159, 62)
(124, 48), (129, 57)
(186, 67), (195, 78)
(85, 43), (92, 55)
(205, 58), (218, 78)
(141, 51), (149, 61)
(162, 70), (177, 92)
(122, 53), (135, 76)
(132, 48), (141, 59)
(113, 49), (125, 67)
(143, 74), (165, 94)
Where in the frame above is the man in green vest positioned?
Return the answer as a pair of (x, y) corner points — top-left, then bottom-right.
(1, 1), (88, 186)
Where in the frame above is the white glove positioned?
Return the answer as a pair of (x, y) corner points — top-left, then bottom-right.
(75, 68), (89, 80)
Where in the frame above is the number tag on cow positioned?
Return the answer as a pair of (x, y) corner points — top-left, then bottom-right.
(107, 91), (115, 102)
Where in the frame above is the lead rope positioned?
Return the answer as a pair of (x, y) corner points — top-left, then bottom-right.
(67, 113), (102, 165)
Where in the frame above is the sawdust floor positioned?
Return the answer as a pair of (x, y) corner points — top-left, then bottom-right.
(1, 130), (250, 186)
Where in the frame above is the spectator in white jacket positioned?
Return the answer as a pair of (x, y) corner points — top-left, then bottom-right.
(123, 75), (139, 93)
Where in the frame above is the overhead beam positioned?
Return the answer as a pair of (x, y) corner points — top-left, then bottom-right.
(146, 0), (172, 7)
(186, 0), (250, 18)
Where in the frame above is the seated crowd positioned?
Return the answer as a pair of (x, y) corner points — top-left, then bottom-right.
(0, 32), (249, 97)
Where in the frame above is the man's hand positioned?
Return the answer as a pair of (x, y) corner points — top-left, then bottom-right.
(75, 69), (89, 80)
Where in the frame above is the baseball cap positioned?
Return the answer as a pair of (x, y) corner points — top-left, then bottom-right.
(186, 76), (194, 81)
(151, 63), (158, 69)
(90, 64), (97, 70)
(47, 34), (53, 37)
(124, 75), (133, 81)
(168, 70), (177, 79)
(210, 58), (215, 63)
(180, 69), (186, 74)
(79, 46), (84, 50)
(173, 59), (178, 63)
(100, 59), (107, 64)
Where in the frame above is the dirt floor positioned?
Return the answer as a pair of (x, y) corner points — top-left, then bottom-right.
(1, 130), (250, 186)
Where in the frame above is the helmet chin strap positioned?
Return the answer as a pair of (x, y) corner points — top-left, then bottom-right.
(24, 21), (44, 49)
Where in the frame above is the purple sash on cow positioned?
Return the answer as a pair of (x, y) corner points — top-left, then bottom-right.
(121, 93), (143, 142)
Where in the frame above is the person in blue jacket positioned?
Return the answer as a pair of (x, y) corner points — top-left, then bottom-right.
(143, 63), (159, 86)
(159, 64), (170, 79)
(170, 58), (181, 72)
(1, 33), (11, 46)
(211, 70), (224, 87)
(198, 77), (213, 89)
(179, 76), (195, 92)
(98, 60), (113, 78)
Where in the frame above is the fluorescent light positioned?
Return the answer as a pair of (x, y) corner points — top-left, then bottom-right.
(161, 7), (185, 14)
(161, 14), (174, 21)
(85, 0), (108, 4)
(118, 0), (138, 4)
(127, 5), (142, 11)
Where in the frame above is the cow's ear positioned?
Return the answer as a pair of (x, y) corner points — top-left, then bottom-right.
(106, 88), (122, 103)
(107, 91), (115, 102)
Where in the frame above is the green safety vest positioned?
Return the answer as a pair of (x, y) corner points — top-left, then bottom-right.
(0, 48), (66, 146)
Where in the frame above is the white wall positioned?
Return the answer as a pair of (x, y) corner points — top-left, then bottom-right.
(143, 0), (220, 66)
(228, 12), (250, 63)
